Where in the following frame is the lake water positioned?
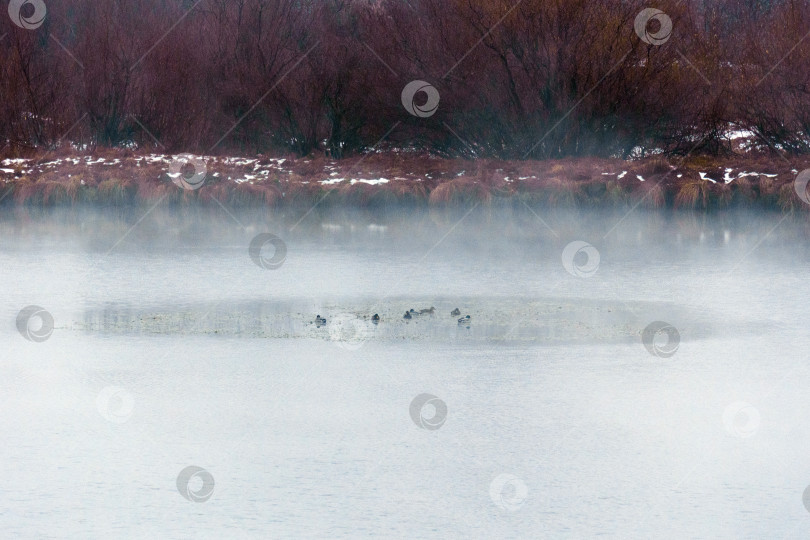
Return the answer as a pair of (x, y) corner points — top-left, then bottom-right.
(2, 204), (810, 539)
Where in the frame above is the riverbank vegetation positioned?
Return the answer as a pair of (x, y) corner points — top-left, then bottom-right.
(2, 149), (808, 210)
(3, 1), (810, 210)
(2, 0), (810, 160)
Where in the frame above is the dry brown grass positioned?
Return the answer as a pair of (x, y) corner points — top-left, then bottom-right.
(778, 182), (802, 212)
(1, 150), (807, 210)
(675, 181), (711, 209)
(635, 182), (666, 209)
(428, 177), (492, 206)
(534, 176), (582, 206)
(731, 176), (756, 203)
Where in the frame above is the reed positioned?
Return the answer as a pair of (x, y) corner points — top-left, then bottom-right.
(675, 181), (710, 209)
(428, 177), (492, 206)
(0, 149), (806, 211)
(637, 182), (666, 209)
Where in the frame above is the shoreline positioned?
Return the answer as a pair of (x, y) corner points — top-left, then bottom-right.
(2, 149), (809, 211)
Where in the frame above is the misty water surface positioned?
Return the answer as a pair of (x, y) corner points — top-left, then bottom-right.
(2, 205), (810, 539)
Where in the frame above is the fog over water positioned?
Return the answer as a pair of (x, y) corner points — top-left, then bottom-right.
(2, 205), (810, 538)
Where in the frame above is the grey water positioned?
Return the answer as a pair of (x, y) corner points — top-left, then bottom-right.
(2, 204), (810, 539)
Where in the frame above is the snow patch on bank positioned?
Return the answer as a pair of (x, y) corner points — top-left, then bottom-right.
(319, 177), (390, 186)
(351, 178), (389, 186)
